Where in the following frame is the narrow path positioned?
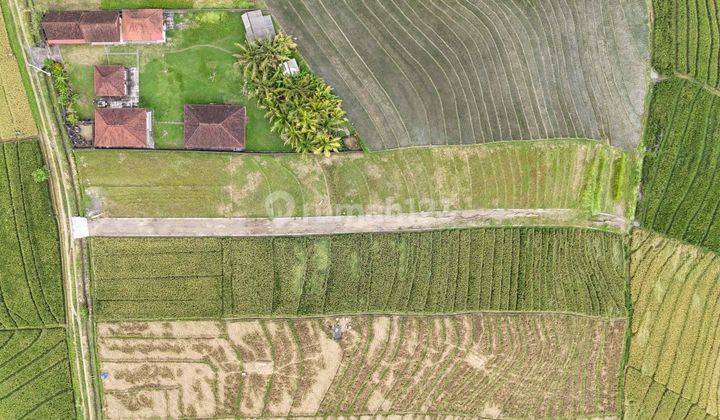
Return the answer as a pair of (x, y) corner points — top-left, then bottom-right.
(81, 209), (629, 237)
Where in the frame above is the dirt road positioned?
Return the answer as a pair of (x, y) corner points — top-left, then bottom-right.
(85, 209), (629, 237)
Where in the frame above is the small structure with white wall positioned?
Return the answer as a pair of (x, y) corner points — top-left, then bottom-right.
(282, 58), (300, 75)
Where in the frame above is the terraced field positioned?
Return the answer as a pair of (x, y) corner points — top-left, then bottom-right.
(267, 0), (648, 150)
(652, 0), (720, 87)
(0, 328), (76, 417)
(76, 139), (638, 218)
(637, 78), (720, 253)
(0, 141), (65, 328)
(626, 229), (720, 418)
(90, 227), (627, 320)
(97, 314), (625, 418)
(0, 7), (36, 140)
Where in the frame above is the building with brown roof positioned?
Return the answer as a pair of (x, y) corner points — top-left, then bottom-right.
(184, 104), (246, 151)
(43, 11), (121, 45)
(121, 9), (165, 43)
(95, 108), (153, 149)
(94, 65), (127, 97)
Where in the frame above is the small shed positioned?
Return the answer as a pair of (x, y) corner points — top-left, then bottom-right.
(282, 59), (300, 76)
(241, 10), (276, 42)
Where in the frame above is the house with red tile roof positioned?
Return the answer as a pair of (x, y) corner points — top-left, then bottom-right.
(94, 108), (153, 149)
(121, 9), (166, 43)
(94, 65), (127, 98)
(184, 104), (246, 151)
(42, 11), (121, 45)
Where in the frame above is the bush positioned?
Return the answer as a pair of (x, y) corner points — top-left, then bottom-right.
(235, 34), (348, 155)
(43, 59), (80, 126)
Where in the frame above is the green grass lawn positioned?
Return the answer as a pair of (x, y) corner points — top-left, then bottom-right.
(62, 11), (288, 151)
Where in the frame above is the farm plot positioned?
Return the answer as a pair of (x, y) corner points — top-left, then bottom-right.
(652, 0), (720, 87)
(75, 139), (639, 219)
(90, 227), (627, 320)
(626, 229), (720, 418)
(636, 78), (720, 253)
(0, 9), (36, 141)
(97, 313), (625, 418)
(0, 328), (76, 418)
(0, 141), (65, 328)
(266, 0), (648, 150)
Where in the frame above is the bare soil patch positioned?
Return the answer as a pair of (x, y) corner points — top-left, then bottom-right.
(98, 313), (624, 418)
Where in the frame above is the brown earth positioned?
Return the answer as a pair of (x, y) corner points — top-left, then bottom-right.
(98, 313), (624, 418)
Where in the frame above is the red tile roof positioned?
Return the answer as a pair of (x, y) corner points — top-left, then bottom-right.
(94, 65), (127, 97)
(184, 105), (246, 151)
(122, 9), (165, 42)
(95, 108), (150, 149)
(43, 11), (121, 44)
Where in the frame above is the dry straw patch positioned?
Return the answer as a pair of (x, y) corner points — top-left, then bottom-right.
(98, 314), (624, 418)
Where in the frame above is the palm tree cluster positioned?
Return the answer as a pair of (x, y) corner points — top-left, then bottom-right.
(235, 34), (348, 155)
(44, 59), (80, 125)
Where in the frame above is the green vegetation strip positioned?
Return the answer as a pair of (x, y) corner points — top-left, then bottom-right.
(652, 0), (720, 87)
(0, 328), (76, 418)
(91, 227), (627, 320)
(0, 140), (65, 328)
(626, 229), (720, 418)
(76, 139), (639, 218)
(637, 78), (720, 253)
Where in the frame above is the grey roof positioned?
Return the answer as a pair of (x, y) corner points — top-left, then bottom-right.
(242, 10), (276, 42)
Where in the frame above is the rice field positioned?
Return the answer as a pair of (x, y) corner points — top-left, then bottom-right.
(626, 229), (720, 418)
(637, 78), (720, 253)
(97, 314), (625, 418)
(75, 139), (639, 219)
(0, 141), (65, 328)
(0, 8), (36, 141)
(0, 328), (76, 418)
(267, 0), (648, 150)
(652, 0), (720, 87)
(90, 227), (627, 320)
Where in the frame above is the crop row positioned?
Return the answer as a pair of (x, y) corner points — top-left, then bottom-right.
(0, 10), (36, 141)
(266, 0), (647, 150)
(625, 368), (713, 419)
(627, 229), (720, 417)
(76, 139), (638, 219)
(91, 227), (627, 320)
(0, 141), (65, 328)
(0, 328), (76, 418)
(97, 314), (625, 418)
(653, 0), (720, 87)
(637, 78), (720, 253)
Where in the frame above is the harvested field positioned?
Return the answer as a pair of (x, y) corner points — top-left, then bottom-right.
(0, 9), (36, 141)
(0, 328), (76, 418)
(0, 141), (65, 328)
(267, 0), (648, 150)
(626, 229), (720, 418)
(90, 227), (627, 320)
(637, 78), (720, 253)
(97, 313), (625, 418)
(653, 0), (720, 87)
(75, 139), (639, 218)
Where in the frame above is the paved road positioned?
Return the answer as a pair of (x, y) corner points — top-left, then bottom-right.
(85, 209), (629, 237)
